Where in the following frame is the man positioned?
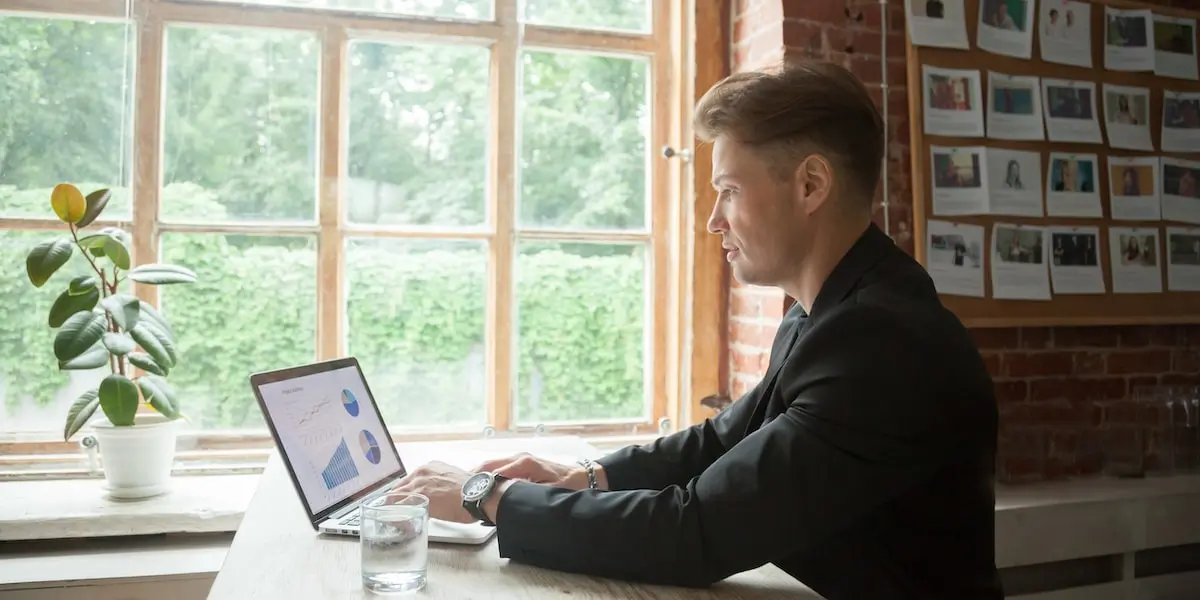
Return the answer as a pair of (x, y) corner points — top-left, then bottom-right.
(395, 60), (1003, 600)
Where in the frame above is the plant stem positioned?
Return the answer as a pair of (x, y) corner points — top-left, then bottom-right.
(69, 225), (106, 284)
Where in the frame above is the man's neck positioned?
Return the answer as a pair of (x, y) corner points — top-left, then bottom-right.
(783, 218), (871, 314)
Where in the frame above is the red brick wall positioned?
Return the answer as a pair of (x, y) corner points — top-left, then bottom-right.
(725, 0), (1200, 482)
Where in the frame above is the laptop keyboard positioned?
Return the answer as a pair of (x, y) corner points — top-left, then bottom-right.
(341, 513), (360, 526)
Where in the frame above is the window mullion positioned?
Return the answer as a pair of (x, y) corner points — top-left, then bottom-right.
(317, 25), (347, 361)
(487, 0), (519, 433)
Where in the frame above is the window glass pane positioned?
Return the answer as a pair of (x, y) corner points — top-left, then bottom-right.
(515, 241), (646, 423)
(347, 41), (489, 227)
(346, 239), (487, 427)
(0, 15), (133, 219)
(523, 0), (650, 33)
(190, 0), (492, 20)
(0, 230), (129, 433)
(160, 234), (317, 429)
(162, 25), (318, 223)
(519, 50), (649, 230)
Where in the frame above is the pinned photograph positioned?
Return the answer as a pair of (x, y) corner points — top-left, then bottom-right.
(906, 0), (969, 49)
(986, 148), (1043, 216)
(1166, 226), (1200, 291)
(926, 219), (985, 297)
(1162, 157), (1200, 225)
(1040, 1), (1092, 68)
(1108, 156), (1161, 221)
(1162, 91), (1200, 152)
(991, 223), (1051, 300)
(1042, 79), (1103, 143)
(977, 0), (1035, 58)
(1046, 153), (1102, 218)
(1154, 15), (1198, 80)
(930, 145), (988, 215)
(1105, 7), (1155, 72)
(1109, 227), (1162, 293)
(923, 66), (984, 137)
(986, 71), (1045, 141)
(1049, 226), (1106, 294)
(1103, 84), (1154, 150)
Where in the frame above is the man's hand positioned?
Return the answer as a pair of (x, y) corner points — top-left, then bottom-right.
(390, 461), (476, 524)
(471, 453), (603, 491)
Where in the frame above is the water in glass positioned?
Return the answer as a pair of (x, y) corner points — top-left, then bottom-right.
(361, 492), (429, 595)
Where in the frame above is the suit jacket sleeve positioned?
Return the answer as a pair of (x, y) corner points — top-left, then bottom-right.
(493, 306), (953, 587)
(592, 309), (806, 492)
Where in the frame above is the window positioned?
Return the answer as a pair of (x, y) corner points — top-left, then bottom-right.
(0, 0), (687, 477)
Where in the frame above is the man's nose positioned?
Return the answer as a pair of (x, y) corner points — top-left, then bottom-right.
(706, 204), (726, 235)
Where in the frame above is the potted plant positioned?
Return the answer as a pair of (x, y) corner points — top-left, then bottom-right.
(24, 183), (196, 499)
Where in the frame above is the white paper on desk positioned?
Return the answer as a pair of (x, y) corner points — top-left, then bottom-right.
(1102, 84), (1154, 150)
(991, 222), (1051, 300)
(922, 65), (985, 137)
(906, 0), (969, 49)
(1167, 226), (1200, 291)
(977, 0), (1034, 58)
(986, 148), (1043, 216)
(1042, 79), (1103, 144)
(926, 219), (985, 297)
(1048, 225), (1106, 294)
(1109, 227), (1163, 293)
(1153, 14), (1199, 80)
(1040, 1), (1092, 68)
(1162, 91), (1200, 152)
(1045, 152), (1102, 218)
(1105, 7), (1156, 72)
(1162, 156), (1200, 225)
(987, 71), (1045, 141)
(930, 145), (988, 215)
(1109, 156), (1161, 221)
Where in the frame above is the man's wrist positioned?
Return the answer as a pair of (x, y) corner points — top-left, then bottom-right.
(481, 478), (515, 525)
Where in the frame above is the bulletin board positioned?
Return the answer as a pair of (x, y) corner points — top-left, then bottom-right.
(907, 0), (1200, 328)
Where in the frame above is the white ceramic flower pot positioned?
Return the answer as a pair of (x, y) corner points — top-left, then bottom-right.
(90, 413), (180, 499)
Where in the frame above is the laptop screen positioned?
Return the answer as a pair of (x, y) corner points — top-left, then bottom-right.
(255, 363), (404, 515)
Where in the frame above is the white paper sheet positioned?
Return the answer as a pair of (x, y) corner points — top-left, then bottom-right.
(1102, 84), (1154, 150)
(1105, 7), (1156, 72)
(986, 148), (1043, 216)
(1109, 156), (1162, 221)
(1162, 91), (1200, 152)
(922, 65), (984, 137)
(977, 0), (1035, 58)
(1166, 226), (1200, 291)
(991, 223), (1051, 300)
(925, 219), (985, 297)
(1153, 14), (1199, 80)
(1161, 157), (1200, 225)
(906, 0), (969, 49)
(1040, 1), (1092, 68)
(1045, 152), (1102, 218)
(1042, 79), (1103, 144)
(930, 145), (989, 215)
(1109, 227), (1163, 293)
(1048, 226), (1106, 294)
(986, 71), (1045, 141)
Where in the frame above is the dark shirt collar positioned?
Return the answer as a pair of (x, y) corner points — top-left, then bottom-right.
(801, 222), (895, 320)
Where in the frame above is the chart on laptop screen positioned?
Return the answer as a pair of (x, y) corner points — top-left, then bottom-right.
(257, 366), (401, 513)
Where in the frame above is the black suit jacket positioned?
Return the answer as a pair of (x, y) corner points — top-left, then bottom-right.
(494, 224), (1004, 600)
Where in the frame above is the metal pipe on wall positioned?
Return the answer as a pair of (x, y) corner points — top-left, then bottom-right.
(879, 0), (891, 241)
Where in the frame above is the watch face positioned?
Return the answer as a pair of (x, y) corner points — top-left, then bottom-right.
(462, 472), (493, 502)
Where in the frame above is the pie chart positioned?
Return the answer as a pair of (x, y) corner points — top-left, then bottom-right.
(359, 429), (381, 465)
(341, 389), (359, 417)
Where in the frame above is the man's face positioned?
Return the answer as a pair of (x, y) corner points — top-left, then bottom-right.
(706, 137), (807, 287)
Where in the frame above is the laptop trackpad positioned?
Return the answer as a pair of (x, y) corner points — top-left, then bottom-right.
(428, 519), (496, 545)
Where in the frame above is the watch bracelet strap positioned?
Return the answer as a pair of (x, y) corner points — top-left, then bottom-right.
(578, 458), (598, 489)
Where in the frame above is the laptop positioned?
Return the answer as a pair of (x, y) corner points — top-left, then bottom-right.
(249, 356), (496, 545)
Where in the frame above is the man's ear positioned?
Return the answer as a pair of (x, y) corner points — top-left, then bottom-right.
(794, 154), (834, 215)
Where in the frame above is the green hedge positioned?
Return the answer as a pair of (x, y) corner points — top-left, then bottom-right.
(3, 184), (647, 429)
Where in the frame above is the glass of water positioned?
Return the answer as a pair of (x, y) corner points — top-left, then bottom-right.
(361, 491), (429, 595)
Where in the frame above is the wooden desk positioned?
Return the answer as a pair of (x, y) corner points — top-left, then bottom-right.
(207, 436), (822, 599)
